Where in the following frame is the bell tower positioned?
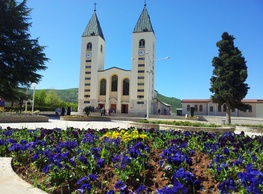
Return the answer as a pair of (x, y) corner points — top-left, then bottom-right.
(78, 4), (105, 112)
(130, 4), (156, 115)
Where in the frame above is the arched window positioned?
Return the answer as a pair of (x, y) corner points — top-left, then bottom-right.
(100, 79), (106, 95)
(199, 105), (203, 112)
(87, 42), (92, 51)
(111, 75), (118, 92)
(139, 39), (145, 48)
(187, 105), (190, 111)
(100, 45), (103, 53)
(194, 105), (198, 112)
(123, 78), (129, 95)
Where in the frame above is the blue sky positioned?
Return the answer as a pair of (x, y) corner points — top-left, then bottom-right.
(22, 0), (263, 100)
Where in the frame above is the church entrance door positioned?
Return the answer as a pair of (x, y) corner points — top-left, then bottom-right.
(111, 104), (116, 113)
(121, 104), (128, 114)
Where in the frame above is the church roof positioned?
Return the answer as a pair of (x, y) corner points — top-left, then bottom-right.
(133, 5), (154, 33)
(82, 11), (105, 40)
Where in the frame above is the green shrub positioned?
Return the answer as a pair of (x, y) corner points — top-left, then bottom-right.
(83, 106), (93, 116)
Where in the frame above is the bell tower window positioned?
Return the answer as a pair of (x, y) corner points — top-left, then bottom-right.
(87, 42), (92, 51)
(139, 39), (145, 48)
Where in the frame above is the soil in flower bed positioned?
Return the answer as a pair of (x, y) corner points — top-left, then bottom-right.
(13, 150), (218, 194)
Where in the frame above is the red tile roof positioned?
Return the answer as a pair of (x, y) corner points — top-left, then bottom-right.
(181, 99), (263, 103)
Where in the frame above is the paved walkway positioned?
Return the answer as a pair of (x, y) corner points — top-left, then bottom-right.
(0, 157), (47, 194)
(0, 119), (131, 130)
(0, 119), (261, 194)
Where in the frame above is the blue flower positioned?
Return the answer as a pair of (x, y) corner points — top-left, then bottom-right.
(32, 152), (40, 161)
(3, 130), (12, 136)
(77, 177), (88, 185)
(111, 154), (121, 163)
(129, 147), (140, 158)
(88, 173), (97, 181)
(223, 147), (230, 156)
(106, 190), (115, 194)
(97, 158), (105, 168)
(114, 180), (126, 189)
(0, 139), (7, 145)
(174, 168), (185, 179)
(158, 160), (165, 168)
(42, 164), (51, 174)
(9, 143), (21, 151)
(237, 163), (263, 193)
(79, 155), (88, 165)
(120, 155), (131, 169)
(136, 184), (146, 194)
(90, 147), (101, 159)
(218, 178), (237, 193)
(78, 183), (92, 194)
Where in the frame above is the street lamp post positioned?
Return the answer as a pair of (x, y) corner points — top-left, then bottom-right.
(25, 86), (28, 112)
(31, 83), (37, 115)
(146, 53), (169, 120)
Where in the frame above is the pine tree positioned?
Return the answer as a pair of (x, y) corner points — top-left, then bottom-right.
(210, 32), (249, 124)
(0, 0), (48, 102)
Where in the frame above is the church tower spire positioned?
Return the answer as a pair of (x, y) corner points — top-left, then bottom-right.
(82, 4), (105, 40)
(133, 4), (154, 33)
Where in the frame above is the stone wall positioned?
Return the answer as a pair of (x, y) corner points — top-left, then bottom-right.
(129, 122), (235, 133)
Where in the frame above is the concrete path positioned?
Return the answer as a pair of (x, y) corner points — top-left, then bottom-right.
(0, 119), (261, 194)
(0, 157), (47, 194)
(0, 119), (131, 130)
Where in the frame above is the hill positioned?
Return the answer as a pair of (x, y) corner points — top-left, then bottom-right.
(157, 93), (182, 112)
(43, 88), (79, 104)
(39, 88), (182, 112)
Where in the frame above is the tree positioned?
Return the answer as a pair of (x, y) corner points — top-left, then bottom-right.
(45, 90), (62, 108)
(0, 0), (48, 101)
(83, 106), (93, 116)
(34, 90), (47, 107)
(210, 32), (249, 124)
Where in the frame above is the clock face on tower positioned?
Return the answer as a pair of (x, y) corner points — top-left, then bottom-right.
(86, 52), (92, 58)
(138, 49), (145, 56)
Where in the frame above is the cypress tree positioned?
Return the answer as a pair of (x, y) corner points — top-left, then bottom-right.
(210, 32), (249, 124)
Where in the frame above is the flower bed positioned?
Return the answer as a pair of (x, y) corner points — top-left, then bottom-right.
(0, 114), (49, 123)
(0, 127), (263, 194)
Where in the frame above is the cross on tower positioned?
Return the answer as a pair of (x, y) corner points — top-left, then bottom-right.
(94, 3), (96, 11)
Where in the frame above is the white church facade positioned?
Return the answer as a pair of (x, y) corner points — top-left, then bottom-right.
(78, 4), (170, 116)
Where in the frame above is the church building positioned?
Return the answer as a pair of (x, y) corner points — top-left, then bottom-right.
(78, 4), (170, 116)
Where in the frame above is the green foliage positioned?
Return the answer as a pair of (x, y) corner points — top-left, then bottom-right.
(210, 32), (250, 124)
(83, 106), (93, 116)
(157, 93), (181, 113)
(51, 88), (78, 103)
(0, 0), (48, 100)
(35, 90), (47, 107)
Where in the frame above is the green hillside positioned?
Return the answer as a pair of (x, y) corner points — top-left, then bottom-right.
(157, 93), (182, 113)
(43, 88), (78, 103)
(39, 88), (182, 112)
